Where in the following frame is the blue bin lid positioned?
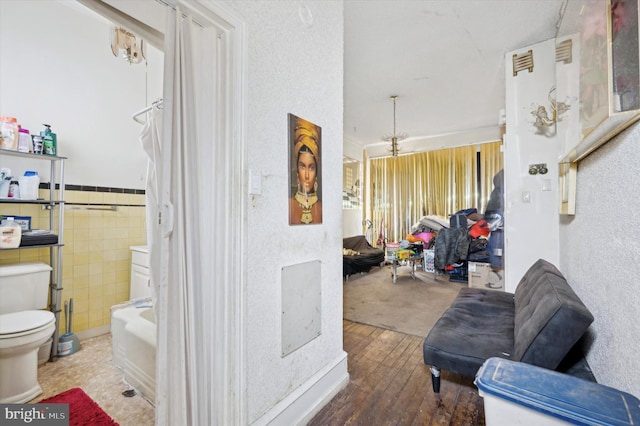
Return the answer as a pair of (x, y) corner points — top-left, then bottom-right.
(475, 358), (640, 426)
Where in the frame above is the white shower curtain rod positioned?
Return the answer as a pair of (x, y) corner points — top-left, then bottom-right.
(133, 98), (164, 124)
(154, 0), (205, 28)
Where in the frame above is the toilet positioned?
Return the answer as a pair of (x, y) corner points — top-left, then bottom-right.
(0, 262), (56, 403)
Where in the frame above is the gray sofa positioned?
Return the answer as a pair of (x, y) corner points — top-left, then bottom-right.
(423, 258), (594, 393)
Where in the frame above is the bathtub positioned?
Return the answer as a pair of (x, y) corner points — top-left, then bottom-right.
(111, 300), (156, 404)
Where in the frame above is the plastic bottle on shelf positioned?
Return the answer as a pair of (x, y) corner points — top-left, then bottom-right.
(0, 216), (22, 248)
(0, 116), (19, 150)
(41, 124), (57, 156)
(17, 127), (31, 153)
(19, 171), (40, 200)
(8, 179), (20, 199)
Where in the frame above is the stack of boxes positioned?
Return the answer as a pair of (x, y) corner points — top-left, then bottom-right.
(468, 262), (504, 290)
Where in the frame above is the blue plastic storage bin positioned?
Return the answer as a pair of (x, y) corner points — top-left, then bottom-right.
(475, 358), (640, 426)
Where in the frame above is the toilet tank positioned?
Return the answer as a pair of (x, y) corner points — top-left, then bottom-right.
(0, 262), (52, 314)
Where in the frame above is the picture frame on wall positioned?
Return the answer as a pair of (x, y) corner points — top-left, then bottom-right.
(288, 113), (323, 225)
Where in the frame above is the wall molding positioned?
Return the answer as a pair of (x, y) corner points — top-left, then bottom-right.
(251, 353), (349, 426)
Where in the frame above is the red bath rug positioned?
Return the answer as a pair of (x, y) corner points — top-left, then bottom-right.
(38, 387), (118, 425)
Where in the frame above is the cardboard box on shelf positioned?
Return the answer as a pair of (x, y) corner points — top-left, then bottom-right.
(468, 262), (504, 291)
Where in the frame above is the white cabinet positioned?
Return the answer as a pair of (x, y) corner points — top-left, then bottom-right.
(130, 246), (151, 300)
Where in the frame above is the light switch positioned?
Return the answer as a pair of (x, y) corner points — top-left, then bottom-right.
(522, 191), (531, 203)
(542, 179), (552, 191)
(249, 169), (262, 195)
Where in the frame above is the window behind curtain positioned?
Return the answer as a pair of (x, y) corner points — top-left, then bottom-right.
(365, 141), (503, 244)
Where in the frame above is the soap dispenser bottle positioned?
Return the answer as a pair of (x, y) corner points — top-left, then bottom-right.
(41, 124), (57, 156)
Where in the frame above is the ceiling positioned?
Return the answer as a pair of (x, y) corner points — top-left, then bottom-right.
(344, 0), (566, 157)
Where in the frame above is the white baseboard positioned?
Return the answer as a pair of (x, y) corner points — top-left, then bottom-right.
(252, 352), (349, 426)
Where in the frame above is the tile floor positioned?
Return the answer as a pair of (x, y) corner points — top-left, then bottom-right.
(30, 333), (155, 426)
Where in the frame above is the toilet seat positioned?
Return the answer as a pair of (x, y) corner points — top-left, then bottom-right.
(0, 310), (55, 338)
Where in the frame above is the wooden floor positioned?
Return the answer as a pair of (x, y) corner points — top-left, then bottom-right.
(309, 320), (486, 426)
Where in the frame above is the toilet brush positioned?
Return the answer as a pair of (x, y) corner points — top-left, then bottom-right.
(58, 300), (73, 356)
(58, 299), (81, 356)
(68, 298), (81, 353)
(64, 300), (69, 333)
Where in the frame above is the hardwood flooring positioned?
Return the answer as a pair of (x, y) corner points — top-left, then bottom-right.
(309, 320), (486, 426)
(32, 320), (484, 425)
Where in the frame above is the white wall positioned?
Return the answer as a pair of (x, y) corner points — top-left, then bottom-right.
(559, 121), (640, 397)
(343, 210), (362, 238)
(503, 38), (560, 291)
(220, 1), (347, 423)
(0, 1), (163, 189)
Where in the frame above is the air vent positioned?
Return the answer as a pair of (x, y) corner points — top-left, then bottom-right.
(556, 39), (573, 64)
(512, 50), (534, 76)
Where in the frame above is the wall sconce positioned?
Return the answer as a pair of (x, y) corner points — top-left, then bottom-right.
(528, 163), (548, 175)
(530, 86), (570, 132)
(111, 27), (146, 64)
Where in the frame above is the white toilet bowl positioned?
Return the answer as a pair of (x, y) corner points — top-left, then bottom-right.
(0, 310), (56, 403)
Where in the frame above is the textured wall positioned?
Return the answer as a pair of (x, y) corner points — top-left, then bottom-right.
(503, 38), (561, 291)
(559, 121), (640, 397)
(220, 1), (346, 422)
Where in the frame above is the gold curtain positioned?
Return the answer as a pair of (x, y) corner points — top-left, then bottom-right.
(479, 142), (504, 214)
(366, 141), (502, 244)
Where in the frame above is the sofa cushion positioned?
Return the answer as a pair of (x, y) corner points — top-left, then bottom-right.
(513, 259), (594, 369)
(423, 288), (515, 378)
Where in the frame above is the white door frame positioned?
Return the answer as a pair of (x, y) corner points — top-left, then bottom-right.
(75, 0), (246, 423)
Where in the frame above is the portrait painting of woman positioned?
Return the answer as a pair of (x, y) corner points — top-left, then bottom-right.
(289, 114), (323, 225)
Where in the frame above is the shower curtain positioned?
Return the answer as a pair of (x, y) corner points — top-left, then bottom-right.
(139, 106), (161, 314)
(153, 6), (217, 425)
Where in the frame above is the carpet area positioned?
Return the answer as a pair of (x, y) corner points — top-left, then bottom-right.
(344, 264), (466, 337)
(38, 387), (119, 426)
